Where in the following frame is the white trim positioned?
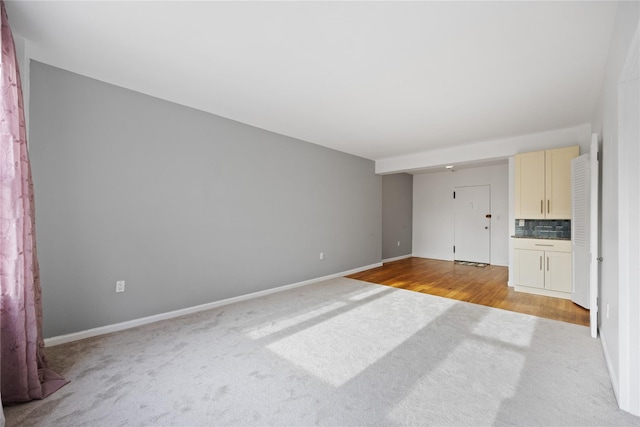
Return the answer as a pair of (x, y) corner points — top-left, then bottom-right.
(620, 24), (640, 85)
(382, 254), (412, 263)
(589, 134), (599, 339)
(617, 21), (640, 416)
(601, 329), (620, 404)
(44, 262), (382, 347)
(376, 124), (592, 175)
(513, 286), (571, 300)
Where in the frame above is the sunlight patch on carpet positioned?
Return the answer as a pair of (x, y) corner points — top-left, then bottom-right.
(347, 285), (389, 301)
(266, 289), (456, 387)
(244, 300), (347, 339)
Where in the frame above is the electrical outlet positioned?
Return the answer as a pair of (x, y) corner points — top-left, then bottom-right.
(319, 252), (325, 260)
(116, 280), (125, 293)
(606, 303), (610, 319)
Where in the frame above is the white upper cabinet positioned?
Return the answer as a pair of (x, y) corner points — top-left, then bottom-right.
(515, 150), (546, 218)
(515, 146), (579, 219)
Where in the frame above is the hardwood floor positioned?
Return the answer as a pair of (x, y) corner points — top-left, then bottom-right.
(347, 257), (589, 326)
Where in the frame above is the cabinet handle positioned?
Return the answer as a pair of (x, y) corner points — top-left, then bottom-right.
(540, 200), (543, 214)
(547, 257), (549, 271)
(547, 200), (550, 214)
(535, 243), (554, 247)
(540, 256), (542, 270)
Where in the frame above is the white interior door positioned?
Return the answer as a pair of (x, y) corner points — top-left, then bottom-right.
(454, 185), (491, 264)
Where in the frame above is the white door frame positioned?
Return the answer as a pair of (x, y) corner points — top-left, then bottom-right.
(617, 22), (640, 416)
(589, 135), (599, 338)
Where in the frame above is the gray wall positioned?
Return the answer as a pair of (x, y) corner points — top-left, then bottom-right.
(30, 61), (381, 338)
(381, 174), (412, 260)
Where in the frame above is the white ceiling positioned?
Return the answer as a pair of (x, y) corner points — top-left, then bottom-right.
(6, 1), (617, 161)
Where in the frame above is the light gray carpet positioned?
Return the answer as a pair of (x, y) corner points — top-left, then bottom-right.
(5, 277), (639, 426)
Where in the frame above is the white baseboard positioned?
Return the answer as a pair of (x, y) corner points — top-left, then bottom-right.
(514, 285), (571, 300)
(599, 329), (621, 407)
(382, 254), (412, 263)
(44, 262), (382, 347)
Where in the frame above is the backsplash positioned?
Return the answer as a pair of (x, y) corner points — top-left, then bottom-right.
(514, 219), (571, 239)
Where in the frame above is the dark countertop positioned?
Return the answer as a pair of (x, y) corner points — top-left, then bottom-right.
(511, 235), (571, 241)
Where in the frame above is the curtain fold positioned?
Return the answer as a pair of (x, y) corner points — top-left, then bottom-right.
(0, 0), (68, 404)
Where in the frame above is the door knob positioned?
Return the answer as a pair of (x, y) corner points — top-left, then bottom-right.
(597, 257), (603, 262)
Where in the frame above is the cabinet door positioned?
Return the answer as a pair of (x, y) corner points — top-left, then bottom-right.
(545, 146), (579, 219)
(545, 251), (572, 292)
(514, 249), (545, 288)
(515, 151), (545, 219)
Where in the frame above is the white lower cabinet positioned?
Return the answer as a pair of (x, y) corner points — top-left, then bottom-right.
(513, 238), (572, 299)
(545, 251), (572, 293)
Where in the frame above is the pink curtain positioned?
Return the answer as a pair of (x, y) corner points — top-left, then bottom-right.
(0, 0), (68, 404)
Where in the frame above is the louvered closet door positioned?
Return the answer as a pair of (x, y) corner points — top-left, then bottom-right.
(571, 153), (590, 309)
(571, 135), (600, 338)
